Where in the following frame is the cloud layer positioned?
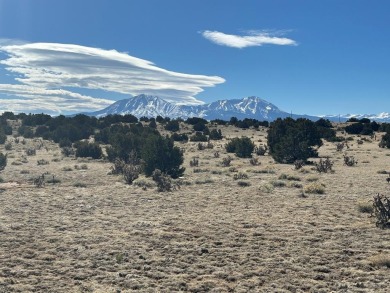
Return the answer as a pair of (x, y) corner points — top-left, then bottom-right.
(202, 30), (297, 48)
(0, 42), (225, 114)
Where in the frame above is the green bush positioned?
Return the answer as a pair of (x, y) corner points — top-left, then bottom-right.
(0, 153), (7, 171)
(0, 132), (6, 144)
(75, 142), (102, 159)
(193, 122), (208, 132)
(209, 129), (223, 140)
(379, 132), (390, 148)
(345, 122), (374, 135)
(142, 136), (185, 178)
(267, 118), (322, 164)
(59, 138), (72, 148)
(225, 137), (255, 158)
(164, 120), (180, 132)
(171, 133), (188, 142)
(190, 132), (208, 142)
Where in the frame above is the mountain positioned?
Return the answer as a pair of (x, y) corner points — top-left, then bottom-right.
(322, 113), (390, 122)
(87, 94), (390, 122)
(88, 94), (319, 121)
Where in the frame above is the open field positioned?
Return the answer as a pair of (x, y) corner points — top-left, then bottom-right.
(1, 125), (390, 292)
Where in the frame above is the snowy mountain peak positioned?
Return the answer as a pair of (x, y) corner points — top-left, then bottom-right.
(86, 94), (390, 122)
(88, 94), (318, 121)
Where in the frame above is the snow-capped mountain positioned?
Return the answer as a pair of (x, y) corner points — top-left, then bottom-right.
(87, 94), (390, 122)
(90, 94), (181, 117)
(88, 94), (318, 121)
(322, 113), (390, 122)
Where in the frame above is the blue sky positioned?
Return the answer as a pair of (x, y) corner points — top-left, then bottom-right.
(0, 0), (389, 115)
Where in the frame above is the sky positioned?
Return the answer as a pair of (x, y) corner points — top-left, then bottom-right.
(0, 0), (389, 116)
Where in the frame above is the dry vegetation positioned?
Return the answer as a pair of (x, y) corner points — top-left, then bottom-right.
(1, 125), (390, 292)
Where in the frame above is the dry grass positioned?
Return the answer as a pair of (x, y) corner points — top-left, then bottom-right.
(1, 127), (390, 292)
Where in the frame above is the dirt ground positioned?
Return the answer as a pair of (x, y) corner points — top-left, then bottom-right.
(1, 125), (390, 292)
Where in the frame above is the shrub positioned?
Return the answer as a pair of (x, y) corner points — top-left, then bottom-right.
(372, 194), (390, 228)
(221, 156), (232, 167)
(193, 168), (209, 173)
(142, 136), (185, 178)
(237, 181), (251, 187)
(190, 132), (208, 142)
(59, 138), (72, 148)
(304, 182), (325, 194)
(233, 172), (248, 180)
(336, 142), (345, 152)
(343, 155), (357, 166)
(306, 175), (319, 182)
(259, 183), (274, 193)
(206, 141), (214, 149)
(357, 202), (373, 214)
(26, 148), (36, 156)
(271, 180), (286, 187)
(267, 118), (322, 163)
(37, 159), (49, 165)
(152, 169), (175, 192)
(369, 255), (390, 268)
(46, 176), (61, 184)
(190, 157), (199, 167)
(345, 122), (374, 135)
(254, 145), (267, 156)
(18, 126), (34, 138)
(249, 157), (259, 165)
(61, 147), (75, 157)
(229, 166), (238, 172)
(288, 182), (303, 188)
(186, 117), (208, 125)
(171, 133), (188, 142)
(33, 174), (45, 187)
(4, 142), (12, 150)
(294, 160), (305, 170)
(75, 142), (102, 159)
(73, 182), (87, 188)
(197, 143), (205, 150)
(195, 178), (214, 185)
(379, 133), (390, 148)
(164, 120), (180, 132)
(110, 158), (126, 174)
(133, 179), (155, 189)
(209, 129), (223, 140)
(193, 122), (208, 132)
(0, 153), (6, 171)
(279, 173), (301, 181)
(315, 118), (333, 128)
(123, 164), (141, 185)
(225, 137), (255, 158)
(315, 157), (333, 173)
(147, 119), (157, 128)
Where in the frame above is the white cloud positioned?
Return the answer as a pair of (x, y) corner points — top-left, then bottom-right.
(0, 84), (113, 114)
(0, 42), (225, 113)
(202, 30), (297, 48)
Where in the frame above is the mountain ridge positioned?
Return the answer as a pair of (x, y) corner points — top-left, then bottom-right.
(88, 94), (319, 121)
(86, 94), (390, 122)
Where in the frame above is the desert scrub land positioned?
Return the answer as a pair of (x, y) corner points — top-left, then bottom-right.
(1, 116), (390, 292)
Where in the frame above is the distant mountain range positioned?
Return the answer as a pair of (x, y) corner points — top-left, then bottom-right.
(88, 94), (319, 121)
(86, 94), (390, 122)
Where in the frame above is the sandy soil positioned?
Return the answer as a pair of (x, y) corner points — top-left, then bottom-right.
(0, 126), (390, 292)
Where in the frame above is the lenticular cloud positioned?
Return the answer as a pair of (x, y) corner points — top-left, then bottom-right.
(0, 42), (225, 113)
(202, 30), (297, 48)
